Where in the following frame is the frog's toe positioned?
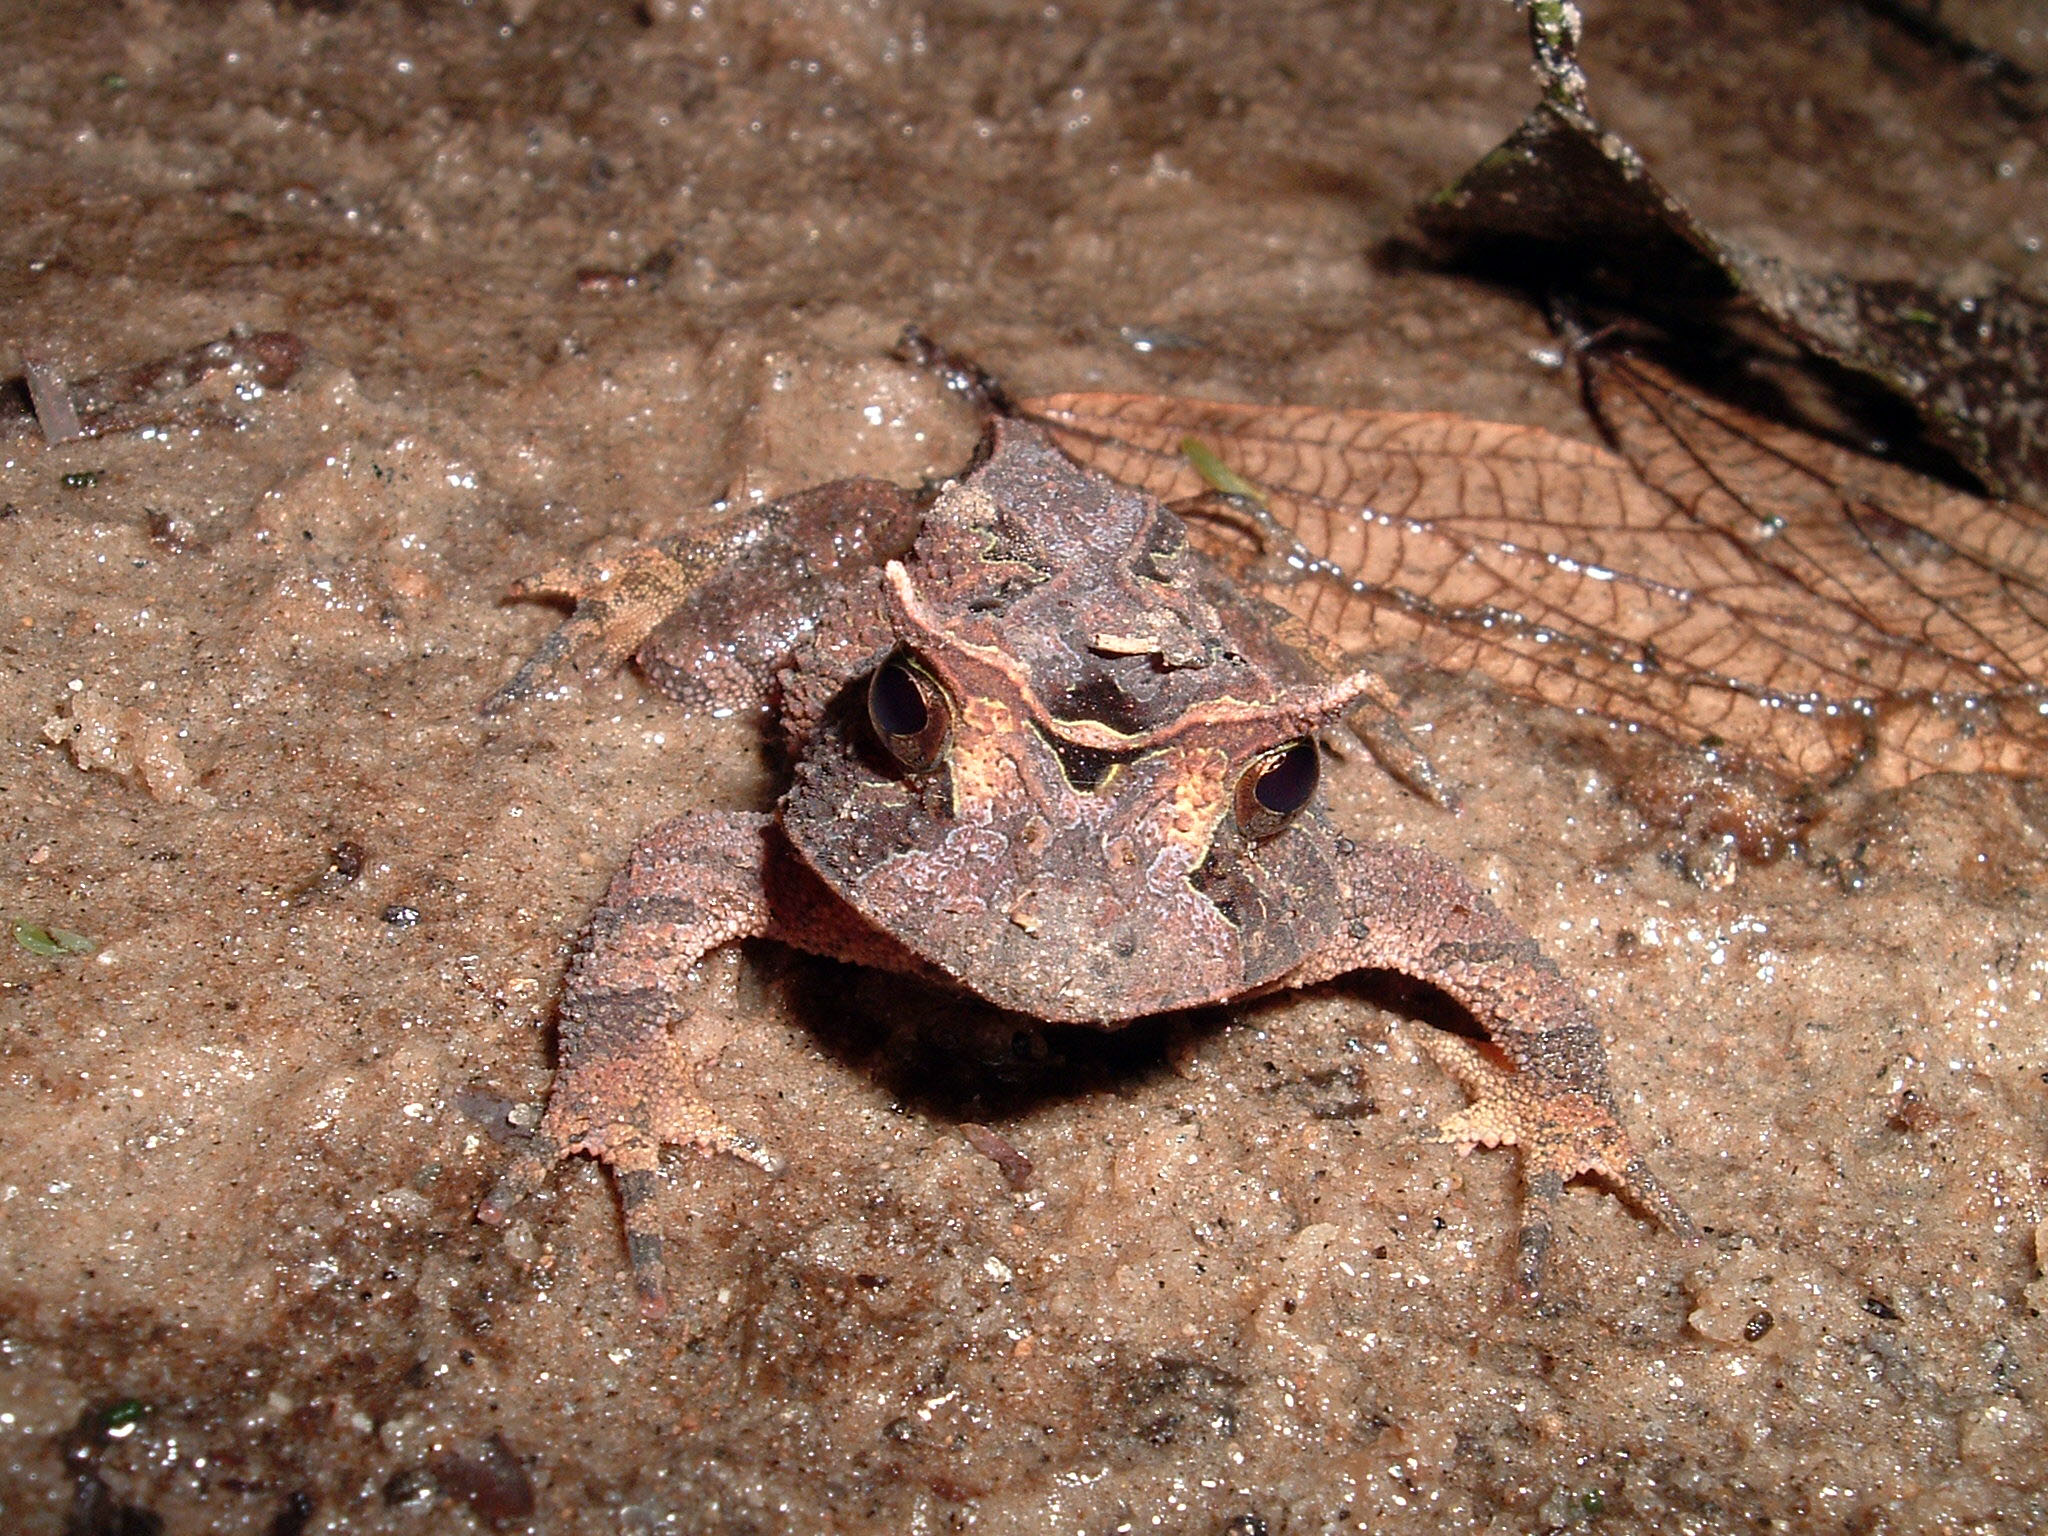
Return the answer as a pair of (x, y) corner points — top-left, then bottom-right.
(719, 1131), (786, 1177)
(611, 1156), (672, 1318)
(654, 1091), (787, 1177)
(609, 1114), (783, 1318)
(477, 1125), (565, 1225)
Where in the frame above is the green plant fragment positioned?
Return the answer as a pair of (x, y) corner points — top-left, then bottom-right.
(14, 922), (95, 957)
(1180, 437), (1268, 510)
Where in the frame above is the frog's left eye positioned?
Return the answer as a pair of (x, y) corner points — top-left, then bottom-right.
(1234, 737), (1319, 839)
(867, 655), (952, 772)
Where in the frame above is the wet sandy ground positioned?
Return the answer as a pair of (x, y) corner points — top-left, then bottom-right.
(3, 1), (2047, 1531)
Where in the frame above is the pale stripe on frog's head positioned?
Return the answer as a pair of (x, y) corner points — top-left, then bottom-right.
(881, 557), (1383, 751)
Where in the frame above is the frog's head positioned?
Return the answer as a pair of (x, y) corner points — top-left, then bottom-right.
(779, 423), (1377, 1022)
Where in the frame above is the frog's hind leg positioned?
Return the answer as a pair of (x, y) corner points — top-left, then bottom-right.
(481, 477), (923, 719)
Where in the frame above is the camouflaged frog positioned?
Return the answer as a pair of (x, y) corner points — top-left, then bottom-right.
(477, 419), (1694, 1314)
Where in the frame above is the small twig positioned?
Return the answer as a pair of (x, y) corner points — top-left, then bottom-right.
(22, 357), (83, 443)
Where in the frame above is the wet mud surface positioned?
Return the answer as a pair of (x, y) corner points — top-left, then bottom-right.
(3, 2), (2046, 1532)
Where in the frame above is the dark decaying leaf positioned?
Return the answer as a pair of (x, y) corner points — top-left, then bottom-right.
(1022, 352), (2048, 791)
(1419, 2), (2048, 505)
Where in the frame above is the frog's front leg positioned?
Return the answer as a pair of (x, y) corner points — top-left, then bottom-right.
(1294, 839), (1697, 1295)
(478, 811), (790, 1316)
(481, 477), (922, 717)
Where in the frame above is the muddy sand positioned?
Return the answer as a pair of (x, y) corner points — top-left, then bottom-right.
(3, 1), (2046, 1531)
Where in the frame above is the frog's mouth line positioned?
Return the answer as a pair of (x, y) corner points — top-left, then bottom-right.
(883, 559), (1391, 752)
(1030, 720), (1134, 794)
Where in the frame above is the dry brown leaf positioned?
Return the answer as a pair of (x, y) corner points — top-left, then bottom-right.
(1023, 353), (2048, 790)
(1423, 5), (2048, 504)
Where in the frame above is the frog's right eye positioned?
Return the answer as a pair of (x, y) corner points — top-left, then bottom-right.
(867, 655), (952, 772)
(1233, 736), (1319, 840)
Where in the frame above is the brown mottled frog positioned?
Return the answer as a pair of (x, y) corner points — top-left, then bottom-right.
(477, 419), (1694, 1314)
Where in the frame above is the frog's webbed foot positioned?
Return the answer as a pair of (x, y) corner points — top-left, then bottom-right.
(1413, 1027), (1697, 1297)
(483, 540), (720, 715)
(479, 1057), (785, 1318)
